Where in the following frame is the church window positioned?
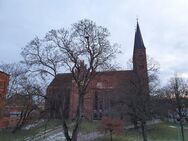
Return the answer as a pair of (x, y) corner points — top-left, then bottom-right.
(94, 93), (98, 110)
(99, 103), (103, 110)
(93, 110), (97, 119)
(96, 82), (102, 88)
(99, 109), (103, 118)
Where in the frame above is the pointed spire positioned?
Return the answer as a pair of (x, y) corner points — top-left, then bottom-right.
(134, 21), (145, 49)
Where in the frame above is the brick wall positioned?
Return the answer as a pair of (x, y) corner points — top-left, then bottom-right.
(0, 71), (9, 118)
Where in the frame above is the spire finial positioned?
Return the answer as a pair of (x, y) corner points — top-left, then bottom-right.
(136, 16), (139, 24)
(134, 19), (145, 49)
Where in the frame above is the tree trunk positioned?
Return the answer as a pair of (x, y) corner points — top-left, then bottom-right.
(133, 120), (138, 130)
(60, 89), (85, 141)
(141, 121), (147, 141)
(71, 130), (78, 141)
(180, 120), (185, 141)
(62, 119), (71, 141)
(110, 129), (113, 141)
(70, 92), (85, 141)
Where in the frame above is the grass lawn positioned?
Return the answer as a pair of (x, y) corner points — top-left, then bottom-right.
(0, 119), (62, 141)
(1, 120), (188, 141)
(0, 129), (38, 141)
(94, 122), (188, 141)
(80, 120), (100, 133)
(0, 119), (98, 141)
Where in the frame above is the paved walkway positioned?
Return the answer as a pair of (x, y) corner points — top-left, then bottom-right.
(78, 132), (103, 141)
(24, 127), (64, 141)
(25, 127), (102, 141)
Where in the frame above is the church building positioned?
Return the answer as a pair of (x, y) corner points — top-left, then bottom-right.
(46, 22), (149, 120)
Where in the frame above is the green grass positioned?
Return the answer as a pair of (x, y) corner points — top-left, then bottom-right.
(0, 129), (36, 141)
(147, 122), (188, 140)
(0, 119), (62, 141)
(0, 119), (98, 141)
(1, 120), (188, 141)
(93, 136), (128, 141)
(80, 120), (100, 133)
(94, 122), (188, 141)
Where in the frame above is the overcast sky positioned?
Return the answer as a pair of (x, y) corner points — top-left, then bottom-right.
(1, 0), (188, 84)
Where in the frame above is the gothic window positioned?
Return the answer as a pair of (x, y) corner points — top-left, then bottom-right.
(93, 92), (104, 120)
(99, 109), (102, 118)
(93, 110), (97, 119)
(94, 93), (98, 110)
(99, 102), (103, 110)
(96, 82), (102, 88)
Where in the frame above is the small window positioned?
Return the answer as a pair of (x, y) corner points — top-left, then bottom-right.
(96, 82), (102, 88)
(99, 110), (102, 119)
(99, 103), (103, 110)
(93, 111), (97, 119)
(94, 94), (98, 110)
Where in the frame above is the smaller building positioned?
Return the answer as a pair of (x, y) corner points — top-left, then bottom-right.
(0, 70), (10, 128)
(0, 71), (9, 117)
(0, 71), (30, 129)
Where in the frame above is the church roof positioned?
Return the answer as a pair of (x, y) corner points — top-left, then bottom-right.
(134, 22), (145, 49)
(48, 73), (72, 88)
(48, 70), (137, 89)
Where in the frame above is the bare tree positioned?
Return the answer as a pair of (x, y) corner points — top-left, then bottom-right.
(160, 74), (188, 141)
(110, 54), (157, 141)
(11, 78), (44, 133)
(99, 117), (123, 141)
(127, 56), (160, 95)
(0, 62), (45, 133)
(126, 79), (151, 141)
(147, 57), (160, 95)
(21, 36), (64, 79)
(108, 76), (151, 141)
(24, 19), (119, 141)
(0, 63), (28, 97)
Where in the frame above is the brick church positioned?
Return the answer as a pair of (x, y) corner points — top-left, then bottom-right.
(46, 22), (149, 120)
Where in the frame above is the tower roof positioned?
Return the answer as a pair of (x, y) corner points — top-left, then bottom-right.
(134, 22), (145, 49)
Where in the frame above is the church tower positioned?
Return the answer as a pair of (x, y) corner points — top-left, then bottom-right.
(133, 22), (149, 94)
